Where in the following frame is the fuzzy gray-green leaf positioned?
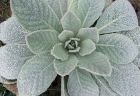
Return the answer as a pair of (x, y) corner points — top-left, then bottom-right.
(0, 16), (26, 44)
(54, 55), (78, 76)
(97, 33), (138, 64)
(26, 30), (59, 54)
(77, 28), (99, 43)
(58, 30), (74, 42)
(18, 54), (57, 96)
(79, 39), (96, 56)
(11, 0), (62, 32)
(61, 11), (81, 33)
(96, 0), (138, 34)
(121, 27), (140, 67)
(0, 44), (34, 79)
(76, 0), (105, 27)
(68, 69), (99, 96)
(105, 63), (140, 96)
(51, 43), (69, 61)
(47, 0), (68, 19)
(78, 52), (112, 76)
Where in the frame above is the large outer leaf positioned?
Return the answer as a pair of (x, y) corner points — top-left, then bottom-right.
(105, 63), (140, 96)
(18, 54), (57, 96)
(67, 69), (99, 96)
(74, 0), (105, 27)
(105, 0), (112, 8)
(121, 27), (140, 67)
(95, 76), (119, 96)
(78, 52), (112, 76)
(26, 30), (59, 54)
(0, 16), (33, 80)
(97, 33), (138, 64)
(61, 11), (81, 33)
(0, 44), (34, 79)
(99, 86), (116, 96)
(67, 0), (78, 11)
(0, 16), (26, 44)
(96, 0), (138, 34)
(11, 0), (62, 32)
(47, 0), (68, 19)
(122, 27), (140, 47)
(68, 0), (105, 27)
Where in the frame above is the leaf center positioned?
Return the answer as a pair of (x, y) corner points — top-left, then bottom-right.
(64, 38), (80, 53)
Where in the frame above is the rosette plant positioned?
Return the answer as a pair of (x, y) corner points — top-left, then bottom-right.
(1, 0), (140, 96)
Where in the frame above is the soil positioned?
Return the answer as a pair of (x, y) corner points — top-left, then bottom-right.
(0, 0), (140, 96)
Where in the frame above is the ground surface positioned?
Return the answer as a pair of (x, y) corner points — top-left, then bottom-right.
(0, 0), (140, 96)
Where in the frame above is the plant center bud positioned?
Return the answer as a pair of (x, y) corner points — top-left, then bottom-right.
(65, 38), (80, 53)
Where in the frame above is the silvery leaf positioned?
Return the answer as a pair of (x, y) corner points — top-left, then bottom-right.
(54, 55), (78, 76)
(78, 52), (112, 76)
(96, 0), (138, 34)
(79, 39), (96, 56)
(61, 11), (81, 33)
(105, 0), (112, 8)
(18, 54), (57, 96)
(51, 43), (69, 61)
(122, 27), (140, 48)
(71, 0), (105, 27)
(97, 33), (138, 64)
(11, 0), (62, 32)
(67, 69), (99, 96)
(58, 30), (74, 42)
(79, 0), (105, 27)
(105, 63), (140, 96)
(67, 0), (78, 11)
(95, 76), (119, 96)
(47, 0), (68, 19)
(77, 28), (99, 43)
(99, 86), (116, 96)
(0, 16), (26, 44)
(0, 44), (34, 79)
(121, 27), (140, 67)
(26, 30), (59, 54)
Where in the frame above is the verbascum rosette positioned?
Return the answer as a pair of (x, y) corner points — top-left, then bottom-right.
(0, 0), (140, 96)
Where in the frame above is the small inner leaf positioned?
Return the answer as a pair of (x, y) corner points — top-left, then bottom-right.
(79, 39), (96, 56)
(77, 27), (99, 43)
(54, 55), (78, 76)
(58, 30), (74, 42)
(51, 43), (69, 61)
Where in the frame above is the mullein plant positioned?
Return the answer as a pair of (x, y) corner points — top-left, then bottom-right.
(0, 0), (140, 96)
